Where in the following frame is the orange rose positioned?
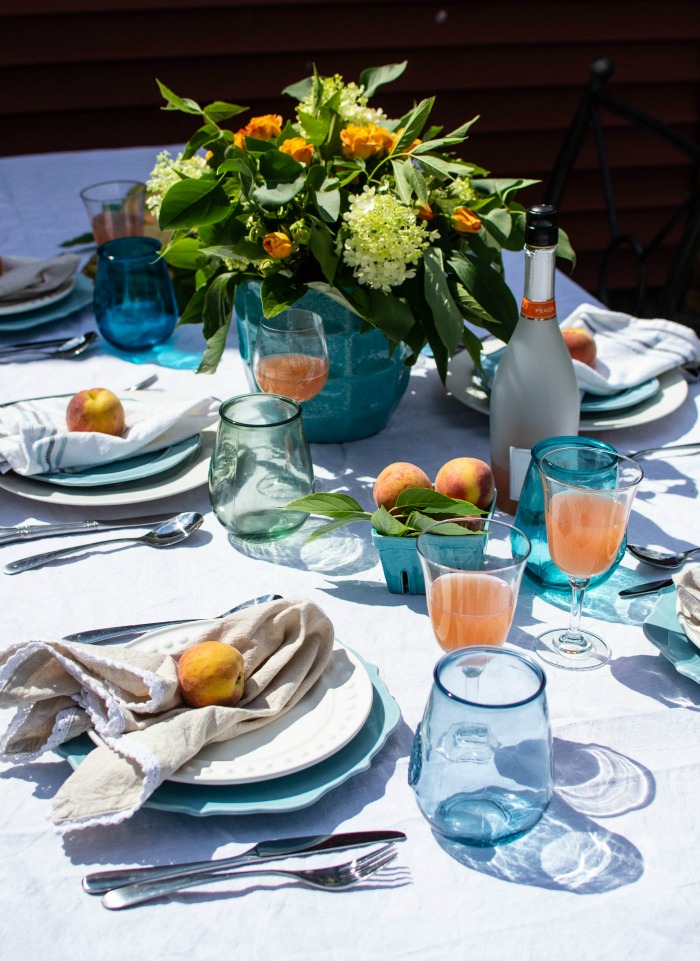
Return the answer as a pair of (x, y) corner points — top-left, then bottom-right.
(340, 123), (392, 160)
(233, 129), (247, 150)
(280, 137), (314, 166)
(452, 207), (481, 233)
(262, 231), (293, 259)
(416, 202), (434, 221)
(245, 114), (283, 140)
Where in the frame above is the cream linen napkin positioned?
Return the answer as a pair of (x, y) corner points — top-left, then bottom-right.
(561, 303), (700, 395)
(674, 566), (700, 650)
(0, 254), (81, 303)
(0, 392), (219, 475)
(0, 598), (334, 831)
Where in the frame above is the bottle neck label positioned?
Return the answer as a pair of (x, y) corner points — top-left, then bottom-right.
(521, 297), (557, 320)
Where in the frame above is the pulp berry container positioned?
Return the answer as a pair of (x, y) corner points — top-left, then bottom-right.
(372, 495), (497, 595)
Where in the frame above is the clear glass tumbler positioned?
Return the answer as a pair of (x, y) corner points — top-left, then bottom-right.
(208, 393), (315, 542)
(80, 180), (146, 245)
(93, 237), (178, 351)
(409, 646), (553, 846)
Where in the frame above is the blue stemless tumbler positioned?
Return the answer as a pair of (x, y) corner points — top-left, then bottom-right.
(409, 647), (553, 846)
(93, 237), (178, 350)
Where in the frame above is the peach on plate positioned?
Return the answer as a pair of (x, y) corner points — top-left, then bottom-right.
(66, 388), (126, 436)
(177, 640), (245, 708)
(561, 327), (597, 367)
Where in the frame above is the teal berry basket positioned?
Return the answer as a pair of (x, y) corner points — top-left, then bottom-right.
(372, 494), (497, 595)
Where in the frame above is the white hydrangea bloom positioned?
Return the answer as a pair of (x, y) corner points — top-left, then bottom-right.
(342, 186), (434, 291)
(298, 76), (387, 129)
(146, 151), (209, 215)
(448, 177), (478, 206)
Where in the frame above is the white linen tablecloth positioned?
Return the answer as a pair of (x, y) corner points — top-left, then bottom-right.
(1, 145), (699, 961)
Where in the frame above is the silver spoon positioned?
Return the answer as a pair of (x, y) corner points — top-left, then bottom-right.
(626, 543), (700, 569)
(0, 331), (98, 360)
(3, 512), (203, 575)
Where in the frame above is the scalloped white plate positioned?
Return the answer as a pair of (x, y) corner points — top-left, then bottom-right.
(89, 626), (375, 786)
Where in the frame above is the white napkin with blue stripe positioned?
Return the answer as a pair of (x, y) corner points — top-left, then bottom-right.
(0, 391), (219, 476)
(562, 304), (700, 395)
(0, 254), (81, 303)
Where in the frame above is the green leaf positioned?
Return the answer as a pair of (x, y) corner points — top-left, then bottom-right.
(393, 98), (434, 152)
(198, 321), (230, 373)
(391, 159), (414, 205)
(557, 228), (577, 269)
(358, 61), (407, 99)
(309, 221), (339, 284)
(371, 507), (410, 537)
(159, 178), (230, 230)
(181, 123), (223, 159)
(297, 110), (331, 146)
(156, 79), (202, 115)
(162, 236), (207, 271)
(203, 100), (248, 124)
(201, 271), (236, 341)
(60, 232), (95, 247)
(176, 286), (206, 326)
(303, 517), (372, 541)
(283, 492), (367, 516)
(283, 76), (314, 102)
(394, 488), (482, 514)
(260, 274), (306, 316)
(252, 150), (307, 209)
(423, 247), (464, 354)
(367, 289), (415, 344)
(312, 187), (341, 223)
(448, 253), (518, 331)
(413, 154), (476, 179)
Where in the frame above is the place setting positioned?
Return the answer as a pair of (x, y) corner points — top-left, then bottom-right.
(447, 302), (700, 431)
(0, 252), (94, 334)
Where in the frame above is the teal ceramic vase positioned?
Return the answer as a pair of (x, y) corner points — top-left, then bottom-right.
(234, 281), (411, 443)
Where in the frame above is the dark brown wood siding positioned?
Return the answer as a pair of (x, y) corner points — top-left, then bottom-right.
(1, 0), (699, 300)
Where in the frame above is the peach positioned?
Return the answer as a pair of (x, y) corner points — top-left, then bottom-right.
(177, 640), (245, 709)
(66, 388), (126, 436)
(373, 461), (433, 512)
(562, 328), (597, 367)
(434, 457), (495, 511)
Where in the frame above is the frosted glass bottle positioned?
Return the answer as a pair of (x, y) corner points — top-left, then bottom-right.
(489, 205), (580, 514)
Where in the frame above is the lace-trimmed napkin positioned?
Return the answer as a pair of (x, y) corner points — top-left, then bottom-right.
(0, 254), (81, 303)
(674, 566), (700, 650)
(0, 598), (334, 832)
(561, 303), (700, 395)
(0, 392), (219, 476)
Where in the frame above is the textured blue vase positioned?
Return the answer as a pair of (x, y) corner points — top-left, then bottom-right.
(234, 281), (411, 443)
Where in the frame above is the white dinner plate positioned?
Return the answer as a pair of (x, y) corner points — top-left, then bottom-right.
(0, 273), (93, 332)
(100, 626), (375, 785)
(446, 346), (688, 432)
(0, 257), (77, 316)
(0, 428), (215, 506)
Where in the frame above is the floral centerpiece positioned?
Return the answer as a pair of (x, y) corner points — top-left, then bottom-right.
(147, 61), (573, 378)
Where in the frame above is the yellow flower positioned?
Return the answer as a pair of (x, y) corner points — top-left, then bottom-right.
(262, 231), (293, 259)
(280, 137), (314, 166)
(452, 207), (481, 233)
(340, 123), (392, 159)
(416, 202), (434, 221)
(245, 114), (283, 140)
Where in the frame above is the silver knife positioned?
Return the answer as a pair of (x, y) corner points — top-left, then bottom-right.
(0, 513), (175, 546)
(618, 578), (674, 597)
(82, 830), (407, 895)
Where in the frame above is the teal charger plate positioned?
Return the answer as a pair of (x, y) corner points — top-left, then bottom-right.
(643, 587), (700, 684)
(56, 654), (400, 816)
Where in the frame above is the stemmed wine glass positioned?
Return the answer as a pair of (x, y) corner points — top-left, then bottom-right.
(534, 445), (643, 671)
(253, 309), (329, 403)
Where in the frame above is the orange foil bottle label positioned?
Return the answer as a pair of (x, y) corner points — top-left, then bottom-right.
(521, 297), (556, 320)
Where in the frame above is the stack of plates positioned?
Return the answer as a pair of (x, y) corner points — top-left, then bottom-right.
(0, 258), (93, 333)
(447, 340), (689, 431)
(644, 588), (700, 686)
(58, 626), (400, 816)
(0, 392), (214, 507)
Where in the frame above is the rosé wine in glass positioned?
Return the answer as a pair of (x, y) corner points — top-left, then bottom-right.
(253, 309), (329, 404)
(535, 446), (643, 671)
(417, 517), (531, 653)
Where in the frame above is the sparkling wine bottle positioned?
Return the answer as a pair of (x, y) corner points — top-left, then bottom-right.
(489, 204), (580, 514)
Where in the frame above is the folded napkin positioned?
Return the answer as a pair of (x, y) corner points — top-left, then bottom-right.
(674, 566), (700, 650)
(0, 392), (219, 476)
(561, 304), (700, 395)
(0, 597), (335, 831)
(0, 254), (81, 304)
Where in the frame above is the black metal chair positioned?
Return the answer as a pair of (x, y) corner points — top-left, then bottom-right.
(545, 56), (700, 323)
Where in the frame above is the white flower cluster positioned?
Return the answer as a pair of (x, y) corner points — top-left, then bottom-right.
(145, 150), (210, 215)
(342, 186), (434, 291)
(299, 76), (387, 128)
(448, 176), (478, 206)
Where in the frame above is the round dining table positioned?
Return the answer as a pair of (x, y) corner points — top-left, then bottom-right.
(1, 144), (699, 961)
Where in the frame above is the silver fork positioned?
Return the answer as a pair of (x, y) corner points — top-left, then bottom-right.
(101, 844), (398, 910)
